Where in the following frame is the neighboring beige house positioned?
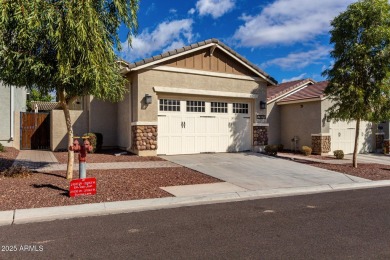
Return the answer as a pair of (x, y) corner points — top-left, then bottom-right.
(0, 82), (27, 149)
(267, 79), (376, 154)
(117, 38), (277, 156)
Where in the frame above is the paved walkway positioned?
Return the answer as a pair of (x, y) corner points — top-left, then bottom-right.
(12, 150), (180, 171)
(12, 150), (58, 170)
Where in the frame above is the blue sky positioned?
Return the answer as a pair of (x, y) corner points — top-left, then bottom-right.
(118, 0), (356, 84)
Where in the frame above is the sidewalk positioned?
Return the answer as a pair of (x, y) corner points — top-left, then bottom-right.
(2, 150), (390, 226)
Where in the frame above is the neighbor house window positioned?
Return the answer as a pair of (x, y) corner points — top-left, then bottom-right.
(211, 102), (228, 113)
(186, 101), (205, 112)
(233, 103), (248, 114)
(159, 99), (180, 112)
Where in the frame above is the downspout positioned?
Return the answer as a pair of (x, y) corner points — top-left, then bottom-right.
(10, 86), (14, 141)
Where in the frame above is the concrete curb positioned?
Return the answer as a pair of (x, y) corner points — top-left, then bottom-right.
(2, 180), (390, 226)
(0, 211), (14, 226)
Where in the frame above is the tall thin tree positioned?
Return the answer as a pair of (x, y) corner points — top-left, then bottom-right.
(0, 0), (139, 179)
(323, 0), (390, 167)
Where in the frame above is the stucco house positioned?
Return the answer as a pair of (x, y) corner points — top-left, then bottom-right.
(267, 79), (376, 154)
(0, 82), (27, 149)
(117, 38), (277, 156)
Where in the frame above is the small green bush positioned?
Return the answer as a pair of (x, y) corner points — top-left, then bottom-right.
(264, 145), (278, 156)
(301, 146), (312, 156)
(0, 143), (4, 152)
(277, 144), (284, 151)
(334, 150), (344, 159)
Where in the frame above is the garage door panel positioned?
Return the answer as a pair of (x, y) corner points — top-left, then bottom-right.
(184, 116), (196, 134)
(183, 136), (196, 154)
(158, 99), (251, 155)
(330, 120), (373, 154)
(169, 136), (182, 154)
(158, 136), (169, 155)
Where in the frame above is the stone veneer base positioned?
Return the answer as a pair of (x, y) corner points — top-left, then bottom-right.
(253, 126), (268, 146)
(311, 134), (331, 155)
(384, 139), (390, 154)
(131, 125), (158, 152)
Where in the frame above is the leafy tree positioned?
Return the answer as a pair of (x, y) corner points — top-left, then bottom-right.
(26, 88), (53, 111)
(323, 0), (390, 168)
(0, 0), (139, 179)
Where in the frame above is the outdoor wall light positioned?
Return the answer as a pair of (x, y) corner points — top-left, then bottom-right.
(260, 101), (266, 109)
(145, 94), (152, 105)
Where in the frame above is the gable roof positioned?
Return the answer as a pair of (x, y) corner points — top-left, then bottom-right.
(118, 38), (277, 85)
(267, 78), (315, 103)
(277, 81), (328, 104)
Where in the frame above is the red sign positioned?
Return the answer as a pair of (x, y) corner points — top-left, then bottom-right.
(69, 178), (97, 197)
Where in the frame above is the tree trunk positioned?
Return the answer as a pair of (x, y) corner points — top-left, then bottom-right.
(352, 118), (360, 168)
(59, 91), (74, 180)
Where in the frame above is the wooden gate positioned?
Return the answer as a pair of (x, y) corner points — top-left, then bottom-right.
(20, 112), (50, 150)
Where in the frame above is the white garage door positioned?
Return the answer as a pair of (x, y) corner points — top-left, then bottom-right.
(158, 99), (251, 155)
(330, 120), (373, 154)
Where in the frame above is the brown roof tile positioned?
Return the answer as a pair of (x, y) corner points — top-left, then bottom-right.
(267, 79), (314, 102)
(278, 81), (328, 103)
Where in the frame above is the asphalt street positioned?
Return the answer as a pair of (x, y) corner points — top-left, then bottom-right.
(1, 187), (390, 259)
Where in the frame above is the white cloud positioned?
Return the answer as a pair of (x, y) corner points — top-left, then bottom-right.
(169, 8), (177, 14)
(195, 0), (235, 19)
(188, 8), (196, 15)
(281, 73), (307, 83)
(233, 0), (355, 47)
(120, 19), (194, 62)
(261, 46), (331, 70)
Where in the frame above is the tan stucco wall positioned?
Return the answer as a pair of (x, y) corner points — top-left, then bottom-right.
(89, 97), (118, 147)
(13, 112), (20, 150)
(132, 69), (267, 123)
(131, 74), (139, 122)
(117, 84), (131, 150)
(280, 101), (322, 150)
(320, 98), (332, 133)
(51, 110), (88, 151)
(0, 85), (26, 148)
(267, 101), (281, 145)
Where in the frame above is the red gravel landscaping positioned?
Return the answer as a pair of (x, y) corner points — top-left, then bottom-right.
(292, 159), (390, 181)
(0, 147), (19, 171)
(0, 167), (221, 211)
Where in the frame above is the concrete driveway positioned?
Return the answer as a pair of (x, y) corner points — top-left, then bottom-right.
(161, 153), (369, 191)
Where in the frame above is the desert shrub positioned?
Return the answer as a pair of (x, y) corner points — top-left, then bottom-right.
(82, 133), (97, 153)
(301, 146), (312, 156)
(94, 133), (103, 152)
(0, 165), (32, 178)
(264, 145), (278, 156)
(0, 143), (4, 152)
(277, 144), (284, 151)
(334, 150), (344, 159)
